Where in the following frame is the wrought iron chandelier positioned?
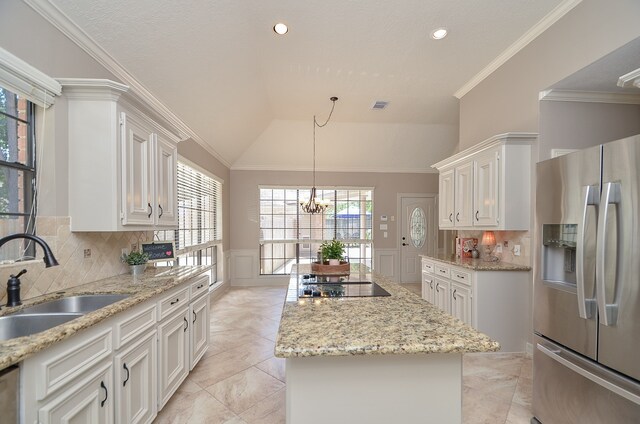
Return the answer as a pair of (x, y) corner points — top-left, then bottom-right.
(300, 96), (338, 214)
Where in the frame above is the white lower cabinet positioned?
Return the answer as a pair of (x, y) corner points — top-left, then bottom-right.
(38, 361), (113, 424)
(21, 273), (210, 423)
(114, 331), (157, 424)
(158, 305), (190, 409)
(450, 282), (472, 325)
(190, 294), (209, 370)
(421, 257), (530, 351)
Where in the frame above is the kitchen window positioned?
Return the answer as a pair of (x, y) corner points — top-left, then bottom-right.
(156, 159), (223, 284)
(0, 86), (36, 262)
(259, 187), (372, 275)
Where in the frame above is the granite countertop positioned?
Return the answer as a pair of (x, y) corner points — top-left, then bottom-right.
(421, 254), (531, 271)
(275, 264), (499, 358)
(0, 265), (210, 370)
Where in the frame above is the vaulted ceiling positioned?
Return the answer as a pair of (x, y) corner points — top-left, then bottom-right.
(47, 0), (566, 171)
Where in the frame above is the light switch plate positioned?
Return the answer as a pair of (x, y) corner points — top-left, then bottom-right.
(514, 245), (521, 256)
(495, 245), (503, 254)
(380, 224), (388, 230)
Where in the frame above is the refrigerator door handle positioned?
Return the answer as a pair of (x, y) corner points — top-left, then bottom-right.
(576, 185), (598, 319)
(596, 181), (621, 326)
(537, 342), (640, 406)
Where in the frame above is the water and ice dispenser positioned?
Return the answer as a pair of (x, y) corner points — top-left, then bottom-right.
(542, 224), (577, 285)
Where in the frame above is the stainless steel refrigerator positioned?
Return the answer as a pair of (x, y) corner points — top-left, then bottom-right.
(533, 134), (640, 423)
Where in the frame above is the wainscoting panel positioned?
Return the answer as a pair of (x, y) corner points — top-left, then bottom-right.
(229, 249), (288, 286)
(373, 248), (399, 282)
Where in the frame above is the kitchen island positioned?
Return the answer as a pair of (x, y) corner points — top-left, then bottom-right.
(275, 264), (499, 424)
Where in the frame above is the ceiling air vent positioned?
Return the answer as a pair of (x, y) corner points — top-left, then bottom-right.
(371, 100), (389, 110)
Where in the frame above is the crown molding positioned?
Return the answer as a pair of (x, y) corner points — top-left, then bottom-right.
(539, 89), (640, 104)
(230, 164), (438, 174)
(23, 0), (231, 168)
(0, 46), (61, 108)
(454, 0), (583, 99)
(431, 132), (537, 170)
(618, 68), (640, 89)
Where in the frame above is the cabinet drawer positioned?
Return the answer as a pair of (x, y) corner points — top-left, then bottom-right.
(34, 327), (112, 400)
(451, 268), (472, 286)
(114, 301), (156, 349)
(434, 264), (450, 279)
(190, 275), (210, 301)
(158, 286), (189, 321)
(422, 260), (435, 274)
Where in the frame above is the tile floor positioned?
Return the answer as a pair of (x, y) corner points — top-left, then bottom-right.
(155, 283), (533, 424)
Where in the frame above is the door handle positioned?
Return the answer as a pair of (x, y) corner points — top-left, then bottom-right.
(100, 381), (108, 407)
(596, 182), (621, 326)
(452, 289), (457, 300)
(147, 203), (153, 218)
(123, 363), (130, 387)
(456, 212), (460, 222)
(402, 243), (408, 246)
(475, 211), (479, 221)
(577, 185), (598, 319)
(435, 282), (440, 293)
(158, 204), (164, 218)
(449, 213), (453, 222)
(184, 316), (189, 332)
(193, 310), (197, 324)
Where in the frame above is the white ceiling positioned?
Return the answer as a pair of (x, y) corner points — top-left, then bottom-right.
(48, 0), (565, 170)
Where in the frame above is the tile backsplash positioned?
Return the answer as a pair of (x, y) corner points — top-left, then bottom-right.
(457, 230), (531, 267)
(0, 216), (152, 304)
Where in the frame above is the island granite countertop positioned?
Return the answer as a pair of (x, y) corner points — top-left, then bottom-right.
(275, 264), (500, 358)
(0, 265), (210, 370)
(421, 254), (531, 271)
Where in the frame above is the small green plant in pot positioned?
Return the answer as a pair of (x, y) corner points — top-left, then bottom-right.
(121, 250), (149, 276)
(320, 240), (345, 265)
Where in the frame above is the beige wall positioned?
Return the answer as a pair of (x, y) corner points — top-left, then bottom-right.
(230, 170), (438, 251)
(459, 0), (640, 151)
(539, 101), (640, 161)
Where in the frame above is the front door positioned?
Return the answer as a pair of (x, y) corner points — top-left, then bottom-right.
(400, 196), (436, 283)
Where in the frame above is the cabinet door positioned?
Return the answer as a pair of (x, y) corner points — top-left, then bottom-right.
(39, 362), (113, 424)
(422, 273), (435, 304)
(121, 112), (154, 226)
(450, 282), (473, 326)
(454, 161), (474, 227)
(155, 135), (178, 227)
(158, 307), (189, 409)
(433, 277), (450, 313)
(115, 332), (157, 424)
(190, 295), (210, 370)
(474, 149), (499, 227)
(438, 169), (455, 228)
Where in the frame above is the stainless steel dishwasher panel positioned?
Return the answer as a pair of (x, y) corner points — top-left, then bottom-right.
(0, 365), (18, 424)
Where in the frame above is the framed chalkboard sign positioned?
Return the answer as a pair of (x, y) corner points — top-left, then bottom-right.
(141, 242), (176, 262)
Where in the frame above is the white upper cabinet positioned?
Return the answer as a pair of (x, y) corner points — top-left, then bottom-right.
(61, 79), (182, 231)
(432, 133), (536, 231)
(438, 169), (455, 228)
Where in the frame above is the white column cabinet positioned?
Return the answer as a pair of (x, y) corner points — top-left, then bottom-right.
(454, 162), (474, 227)
(473, 149), (499, 227)
(114, 332), (157, 424)
(450, 282), (472, 325)
(38, 361), (113, 424)
(438, 168), (455, 228)
(433, 277), (450, 313)
(190, 294), (210, 370)
(62, 78), (182, 232)
(432, 132), (535, 231)
(157, 306), (190, 409)
(155, 134), (179, 227)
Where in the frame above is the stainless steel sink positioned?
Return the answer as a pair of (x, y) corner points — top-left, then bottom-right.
(0, 313), (84, 341)
(17, 294), (130, 315)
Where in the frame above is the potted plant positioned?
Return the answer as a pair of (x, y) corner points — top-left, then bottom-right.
(320, 240), (345, 265)
(121, 250), (149, 276)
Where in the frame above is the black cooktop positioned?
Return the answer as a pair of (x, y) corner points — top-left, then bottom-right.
(298, 274), (391, 298)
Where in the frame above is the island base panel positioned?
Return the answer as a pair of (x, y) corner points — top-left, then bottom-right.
(286, 353), (462, 424)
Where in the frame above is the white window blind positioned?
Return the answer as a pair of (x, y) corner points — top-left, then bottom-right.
(157, 161), (222, 251)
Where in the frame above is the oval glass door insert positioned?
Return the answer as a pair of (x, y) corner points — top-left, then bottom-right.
(410, 207), (426, 248)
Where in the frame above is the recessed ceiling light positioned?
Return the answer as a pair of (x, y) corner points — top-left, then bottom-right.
(273, 23), (288, 35)
(431, 28), (447, 40)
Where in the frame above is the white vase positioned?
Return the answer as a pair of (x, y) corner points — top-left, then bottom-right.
(130, 264), (146, 276)
(329, 259), (340, 266)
